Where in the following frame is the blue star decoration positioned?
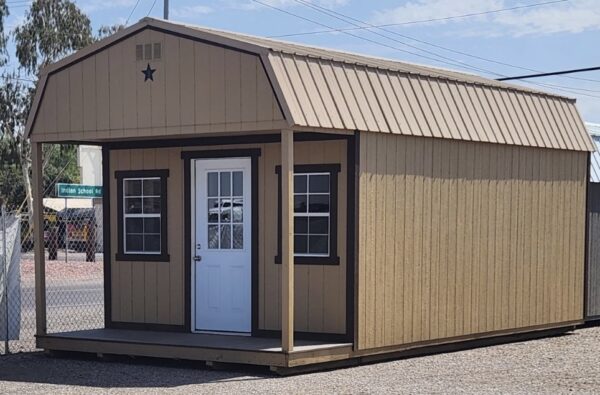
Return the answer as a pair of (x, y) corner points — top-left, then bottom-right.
(142, 63), (156, 82)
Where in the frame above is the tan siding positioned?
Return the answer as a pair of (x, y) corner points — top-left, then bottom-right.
(31, 30), (286, 141)
(110, 140), (346, 332)
(357, 133), (587, 350)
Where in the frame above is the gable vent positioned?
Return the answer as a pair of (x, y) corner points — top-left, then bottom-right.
(135, 44), (143, 61)
(135, 43), (162, 61)
(153, 43), (162, 59)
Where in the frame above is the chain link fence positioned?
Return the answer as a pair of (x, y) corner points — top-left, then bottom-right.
(0, 200), (104, 354)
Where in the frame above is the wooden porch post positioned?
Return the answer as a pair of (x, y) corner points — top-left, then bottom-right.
(281, 129), (294, 352)
(32, 142), (46, 336)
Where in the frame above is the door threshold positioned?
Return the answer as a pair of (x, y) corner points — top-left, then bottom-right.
(194, 330), (251, 336)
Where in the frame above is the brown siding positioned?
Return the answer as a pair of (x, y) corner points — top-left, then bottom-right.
(357, 132), (587, 350)
(109, 139), (347, 333)
(588, 211), (600, 319)
(32, 31), (286, 142)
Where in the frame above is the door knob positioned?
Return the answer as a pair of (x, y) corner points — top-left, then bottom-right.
(194, 255), (202, 262)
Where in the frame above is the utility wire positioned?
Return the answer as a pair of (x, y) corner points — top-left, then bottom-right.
(291, 0), (505, 78)
(497, 66), (600, 81)
(291, 0), (600, 85)
(147, 0), (158, 17)
(125, 0), (142, 25)
(271, 0), (568, 37)
(251, 0), (507, 78)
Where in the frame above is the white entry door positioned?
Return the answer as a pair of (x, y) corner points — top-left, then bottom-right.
(193, 158), (251, 333)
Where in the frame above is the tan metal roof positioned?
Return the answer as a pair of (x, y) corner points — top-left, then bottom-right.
(176, 20), (594, 152)
(26, 18), (594, 151)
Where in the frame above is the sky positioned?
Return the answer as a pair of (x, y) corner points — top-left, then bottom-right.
(3, 0), (600, 123)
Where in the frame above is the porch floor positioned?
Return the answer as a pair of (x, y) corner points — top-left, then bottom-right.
(36, 328), (354, 368)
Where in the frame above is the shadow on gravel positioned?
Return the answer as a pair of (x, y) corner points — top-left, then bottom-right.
(0, 351), (273, 388)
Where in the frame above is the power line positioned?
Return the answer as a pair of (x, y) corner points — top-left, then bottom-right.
(251, 0), (507, 78)
(290, 0), (600, 85)
(271, 0), (569, 38)
(290, 0), (505, 78)
(147, 0), (158, 17)
(497, 66), (600, 81)
(125, 0), (142, 25)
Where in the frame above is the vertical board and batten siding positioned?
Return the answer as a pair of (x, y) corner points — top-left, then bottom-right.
(109, 140), (347, 334)
(31, 30), (285, 142)
(357, 132), (587, 350)
(587, 183), (600, 319)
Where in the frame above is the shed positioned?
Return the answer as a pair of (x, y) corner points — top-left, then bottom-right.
(586, 122), (600, 320)
(27, 18), (593, 372)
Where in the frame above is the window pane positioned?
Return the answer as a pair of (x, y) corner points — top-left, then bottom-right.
(220, 172), (231, 196)
(143, 197), (161, 214)
(294, 195), (307, 213)
(207, 172), (218, 197)
(309, 174), (329, 193)
(125, 198), (142, 214)
(143, 179), (161, 196)
(294, 217), (307, 234)
(208, 225), (219, 249)
(308, 235), (328, 254)
(220, 224), (231, 249)
(233, 171), (243, 196)
(308, 195), (329, 213)
(207, 198), (219, 223)
(294, 235), (307, 254)
(220, 198), (231, 222)
(125, 218), (143, 234)
(126, 234), (143, 252)
(233, 224), (243, 249)
(309, 217), (328, 234)
(144, 217), (160, 233)
(232, 198), (243, 222)
(124, 180), (141, 196)
(144, 235), (161, 252)
(294, 175), (307, 193)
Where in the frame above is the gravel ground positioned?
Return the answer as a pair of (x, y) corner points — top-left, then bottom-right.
(1, 326), (599, 394)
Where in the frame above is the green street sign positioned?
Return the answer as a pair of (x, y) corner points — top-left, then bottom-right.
(56, 183), (103, 198)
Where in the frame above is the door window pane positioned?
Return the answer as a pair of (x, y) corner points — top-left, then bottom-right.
(220, 172), (231, 196)
(232, 199), (243, 222)
(233, 224), (243, 249)
(208, 225), (219, 249)
(207, 198), (219, 223)
(220, 199), (231, 222)
(220, 224), (231, 249)
(233, 171), (243, 196)
(207, 172), (218, 197)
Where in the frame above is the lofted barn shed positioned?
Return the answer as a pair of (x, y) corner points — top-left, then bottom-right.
(27, 18), (593, 373)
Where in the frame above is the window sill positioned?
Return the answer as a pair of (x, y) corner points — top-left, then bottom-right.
(115, 253), (170, 262)
(274, 255), (340, 265)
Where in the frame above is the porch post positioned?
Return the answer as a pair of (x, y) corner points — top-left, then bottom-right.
(281, 129), (294, 352)
(32, 142), (47, 336)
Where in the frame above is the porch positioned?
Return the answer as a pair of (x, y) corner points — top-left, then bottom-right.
(36, 329), (353, 368)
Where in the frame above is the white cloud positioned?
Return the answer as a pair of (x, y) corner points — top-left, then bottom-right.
(171, 5), (215, 19)
(371, 0), (600, 37)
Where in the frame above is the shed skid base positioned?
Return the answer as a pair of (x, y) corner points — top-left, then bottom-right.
(36, 322), (580, 372)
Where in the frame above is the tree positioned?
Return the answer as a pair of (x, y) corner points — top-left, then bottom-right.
(0, 0), (8, 67)
(0, 0), (122, 213)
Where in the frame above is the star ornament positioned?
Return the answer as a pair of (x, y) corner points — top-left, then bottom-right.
(142, 63), (156, 82)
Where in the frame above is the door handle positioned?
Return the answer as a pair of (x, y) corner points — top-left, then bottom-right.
(194, 255), (202, 262)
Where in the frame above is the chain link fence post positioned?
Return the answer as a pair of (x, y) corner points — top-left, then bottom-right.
(2, 203), (8, 354)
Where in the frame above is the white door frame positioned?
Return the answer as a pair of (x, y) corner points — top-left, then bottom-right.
(190, 156), (253, 334)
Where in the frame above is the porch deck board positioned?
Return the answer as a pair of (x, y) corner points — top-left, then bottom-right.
(39, 328), (351, 354)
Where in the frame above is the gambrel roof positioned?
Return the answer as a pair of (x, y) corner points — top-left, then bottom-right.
(27, 18), (594, 151)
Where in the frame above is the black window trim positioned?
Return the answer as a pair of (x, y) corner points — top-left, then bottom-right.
(115, 169), (170, 262)
(275, 163), (341, 265)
